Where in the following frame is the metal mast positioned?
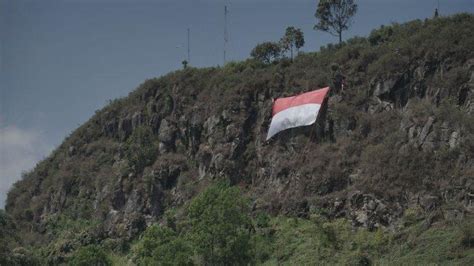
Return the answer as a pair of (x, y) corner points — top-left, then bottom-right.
(187, 28), (190, 63)
(224, 5), (228, 65)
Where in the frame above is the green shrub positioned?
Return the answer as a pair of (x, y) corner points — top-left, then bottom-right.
(369, 25), (394, 46)
(187, 183), (254, 265)
(255, 212), (271, 228)
(69, 245), (111, 266)
(133, 225), (193, 266)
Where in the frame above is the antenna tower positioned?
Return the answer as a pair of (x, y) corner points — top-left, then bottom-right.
(224, 5), (228, 65)
(187, 28), (190, 63)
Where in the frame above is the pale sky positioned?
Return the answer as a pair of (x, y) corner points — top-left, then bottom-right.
(1, 0), (473, 207)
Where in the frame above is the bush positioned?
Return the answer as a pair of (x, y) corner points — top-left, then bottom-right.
(133, 225), (193, 266)
(255, 212), (271, 228)
(369, 25), (394, 46)
(69, 245), (111, 266)
(1, 247), (41, 266)
(250, 42), (282, 64)
(188, 183), (254, 265)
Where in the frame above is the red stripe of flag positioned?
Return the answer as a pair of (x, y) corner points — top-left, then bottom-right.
(272, 87), (330, 116)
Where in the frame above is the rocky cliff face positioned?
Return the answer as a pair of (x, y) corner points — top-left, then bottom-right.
(5, 14), (474, 247)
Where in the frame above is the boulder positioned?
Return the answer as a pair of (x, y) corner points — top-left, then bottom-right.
(158, 120), (176, 147)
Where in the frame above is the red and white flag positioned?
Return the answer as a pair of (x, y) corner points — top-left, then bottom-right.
(266, 87), (330, 140)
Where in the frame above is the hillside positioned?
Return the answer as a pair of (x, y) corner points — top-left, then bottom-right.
(3, 14), (474, 265)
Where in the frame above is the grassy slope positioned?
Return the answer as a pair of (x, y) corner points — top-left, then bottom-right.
(259, 216), (473, 265)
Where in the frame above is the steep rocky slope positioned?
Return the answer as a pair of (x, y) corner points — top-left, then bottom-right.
(4, 14), (474, 262)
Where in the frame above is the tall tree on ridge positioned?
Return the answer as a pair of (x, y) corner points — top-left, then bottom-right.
(250, 42), (282, 64)
(314, 0), (358, 44)
(280, 26), (305, 60)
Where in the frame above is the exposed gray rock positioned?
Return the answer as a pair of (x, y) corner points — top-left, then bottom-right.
(119, 117), (133, 140)
(68, 146), (76, 156)
(158, 120), (176, 146)
(203, 115), (220, 136)
(422, 131), (437, 151)
(449, 131), (460, 149)
(443, 208), (464, 221)
(419, 116), (435, 146)
(149, 114), (161, 133)
(408, 126), (418, 143)
(349, 192), (393, 229)
(104, 119), (119, 137)
(211, 153), (225, 172)
(131, 112), (144, 129)
(373, 77), (397, 98)
(221, 110), (231, 123)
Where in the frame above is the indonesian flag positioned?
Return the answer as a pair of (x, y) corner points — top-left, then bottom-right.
(266, 87), (330, 140)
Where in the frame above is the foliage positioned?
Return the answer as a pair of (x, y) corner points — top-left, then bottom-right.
(69, 245), (112, 266)
(280, 26), (305, 59)
(368, 25), (394, 46)
(255, 212), (271, 228)
(314, 0), (358, 44)
(0, 210), (40, 265)
(132, 183), (254, 265)
(250, 42), (282, 64)
(35, 215), (101, 265)
(253, 215), (474, 265)
(44, 214), (99, 238)
(0, 247), (40, 266)
(133, 225), (193, 266)
(187, 183), (254, 265)
(0, 209), (17, 252)
(380, 220), (474, 265)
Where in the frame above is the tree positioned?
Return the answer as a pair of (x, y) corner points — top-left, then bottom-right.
(69, 245), (112, 266)
(314, 0), (358, 44)
(133, 225), (193, 266)
(280, 26), (305, 60)
(188, 183), (254, 265)
(250, 42), (281, 64)
(0, 210), (39, 266)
